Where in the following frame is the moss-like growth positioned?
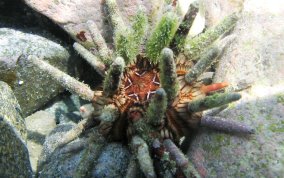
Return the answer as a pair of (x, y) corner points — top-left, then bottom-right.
(188, 92), (241, 113)
(146, 12), (179, 63)
(131, 8), (148, 44)
(146, 88), (168, 126)
(269, 121), (284, 133)
(133, 118), (154, 144)
(159, 48), (179, 102)
(184, 13), (238, 61)
(115, 9), (148, 65)
(185, 46), (219, 84)
(103, 57), (125, 97)
(276, 93), (284, 105)
(106, 1), (148, 65)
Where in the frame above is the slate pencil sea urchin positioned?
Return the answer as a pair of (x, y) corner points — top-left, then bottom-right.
(28, 0), (254, 177)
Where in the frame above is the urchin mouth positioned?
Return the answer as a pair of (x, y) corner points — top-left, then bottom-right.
(122, 56), (160, 103)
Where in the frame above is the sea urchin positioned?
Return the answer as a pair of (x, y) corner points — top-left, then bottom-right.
(28, 0), (254, 177)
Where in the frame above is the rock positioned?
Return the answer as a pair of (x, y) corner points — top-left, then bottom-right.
(36, 123), (80, 178)
(32, 90), (131, 177)
(24, 0), (165, 48)
(0, 81), (33, 177)
(92, 143), (130, 178)
(0, 0), (63, 35)
(44, 93), (90, 125)
(187, 0), (284, 177)
(0, 28), (73, 116)
(37, 122), (130, 178)
(26, 110), (57, 172)
(202, 0), (244, 27)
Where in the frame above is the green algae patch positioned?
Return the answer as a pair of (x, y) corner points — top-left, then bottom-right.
(115, 9), (148, 65)
(276, 93), (284, 105)
(269, 121), (284, 133)
(202, 133), (231, 158)
(146, 12), (179, 63)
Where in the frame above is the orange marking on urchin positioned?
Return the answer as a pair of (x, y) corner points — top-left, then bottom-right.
(176, 70), (187, 76)
(179, 91), (193, 101)
(76, 31), (87, 42)
(123, 68), (160, 103)
(201, 82), (229, 94)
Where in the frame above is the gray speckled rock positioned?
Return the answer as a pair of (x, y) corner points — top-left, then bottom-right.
(37, 123), (130, 178)
(26, 110), (57, 172)
(0, 28), (72, 116)
(187, 0), (284, 177)
(93, 143), (130, 178)
(44, 94), (88, 124)
(37, 123), (82, 178)
(0, 81), (32, 177)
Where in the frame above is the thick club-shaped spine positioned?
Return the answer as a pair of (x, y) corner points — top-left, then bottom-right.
(159, 48), (179, 103)
(163, 139), (200, 178)
(28, 55), (95, 101)
(131, 136), (157, 178)
(103, 57), (125, 97)
(185, 46), (219, 84)
(152, 139), (176, 177)
(184, 13), (238, 61)
(201, 116), (255, 134)
(146, 88), (168, 126)
(146, 12), (179, 63)
(98, 104), (119, 135)
(125, 155), (140, 178)
(170, 1), (199, 54)
(73, 42), (106, 76)
(105, 0), (125, 32)
(188, 92), (241, 113)
(131, 8), (148, 45)
(98, 104), (119, 122)
(115, 8), (148, 65)
(87, 20), (113, 66)
(74, 129), (106, 177)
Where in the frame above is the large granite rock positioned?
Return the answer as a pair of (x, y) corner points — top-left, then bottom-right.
(202, 0), (244, 27)
(187, 0), (284, 177)
(0, 28), (72, 116)
(0, 81), (33, 177)
(24, 0), (165, 47)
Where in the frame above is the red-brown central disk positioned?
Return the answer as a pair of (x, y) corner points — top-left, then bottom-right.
(123, 68), (160, 103)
